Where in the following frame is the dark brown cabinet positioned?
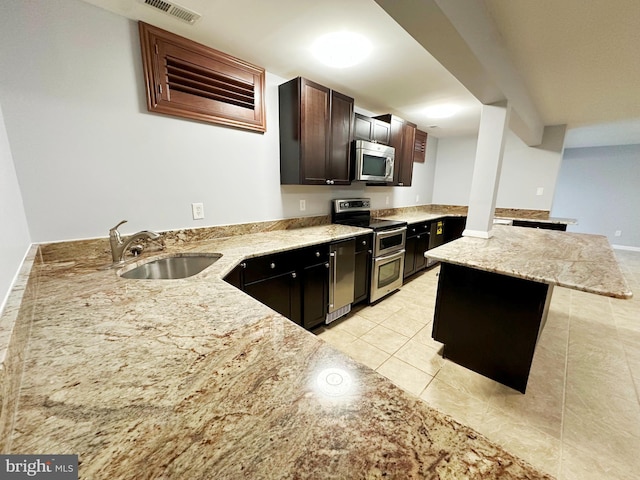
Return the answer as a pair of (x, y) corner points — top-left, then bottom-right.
(374, 114), (416, 186)
(223, 243), (331, 330)
(279, 77), (354, 185)
(444, 216), (467, 243)
(404, 222), (430, 279)
(511, 220), (567, 231)
(354, 113), (391, 145)
(354, 234), (373, 304)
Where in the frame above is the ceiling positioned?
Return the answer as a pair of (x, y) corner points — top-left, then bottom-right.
(81, 0), (640, 148)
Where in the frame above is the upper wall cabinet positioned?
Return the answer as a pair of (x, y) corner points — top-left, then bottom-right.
(138, 22), (266, 133)
(374, 114), (417, 186)
(279, 77), (354, 185)
(354, 113), (391, 145)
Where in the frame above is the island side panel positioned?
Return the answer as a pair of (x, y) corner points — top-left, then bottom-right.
(432, 263), (550, 393)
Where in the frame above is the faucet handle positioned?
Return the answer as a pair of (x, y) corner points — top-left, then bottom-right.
(110, 220), (128, 234)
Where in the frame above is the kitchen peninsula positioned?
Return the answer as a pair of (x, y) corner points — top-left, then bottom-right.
(425, 225), (632, 393)
(0, 222), (554, 479)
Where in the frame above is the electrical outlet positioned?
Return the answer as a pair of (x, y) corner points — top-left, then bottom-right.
(536, 187), (544, 196)
(299, 199), (306, 211)
(615, 230), (622, 237)
(385, 196), (389, 205)
(191, 202), (204, 220)
(416, 194), (420, 203)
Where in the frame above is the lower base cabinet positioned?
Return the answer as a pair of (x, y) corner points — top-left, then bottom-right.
(354, 234), (372, 304)
(245, 272), (301, 325)
(301, 261), (329, 329)
(404, 222), (430, 279)
(511, 219), (567, 231)
(225, 241), (363, 330)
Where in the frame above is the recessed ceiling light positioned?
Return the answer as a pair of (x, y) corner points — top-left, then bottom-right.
(424, 104), (462, 119)
(311, 31), (372, 68)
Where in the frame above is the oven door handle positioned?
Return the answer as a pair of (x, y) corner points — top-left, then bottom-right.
(377, 226), (407, 238)
(329, 251), (336, 309)
(374, 249), (406, 263)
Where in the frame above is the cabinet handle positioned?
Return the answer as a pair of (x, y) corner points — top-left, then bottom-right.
(240, 262), (247, 269)
(399, 182), (404, 186)
(417, 235), (421, 239)
(326, 179), (331, 184)
(315, 251), (320, 257)
(362, 240), (366, 245)
(270, 263), (276, 269)
(291, 272), (297, 278)
(325, 262), (330, 268)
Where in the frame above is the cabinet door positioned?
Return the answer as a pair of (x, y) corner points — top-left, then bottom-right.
(414, 233), (429, 272)
(373, 119), (391, 144)
(403, 235), (417, 279)
(354, 235), (372, 304)
(244, 271), (302, 326)
(397, 121), (416, 186)
(354, 113), (374, 141)
(302, 262), (329, 329)
(300, 79), (331, 184)
(328, 90), (354, 184)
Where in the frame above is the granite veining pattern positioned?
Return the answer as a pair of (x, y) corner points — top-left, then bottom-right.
(426, 225), (632, 299)
(3, 224), (554, 479)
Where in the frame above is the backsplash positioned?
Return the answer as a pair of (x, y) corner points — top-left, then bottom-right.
(37, 205), (552, 266)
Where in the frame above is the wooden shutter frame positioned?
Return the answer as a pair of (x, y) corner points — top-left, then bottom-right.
(139, 21), (266, 133)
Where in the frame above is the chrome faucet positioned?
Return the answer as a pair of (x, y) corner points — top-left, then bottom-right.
(109, 220), (162, 264)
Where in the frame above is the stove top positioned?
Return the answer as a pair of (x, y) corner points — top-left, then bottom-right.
(331, 198), (407, 231)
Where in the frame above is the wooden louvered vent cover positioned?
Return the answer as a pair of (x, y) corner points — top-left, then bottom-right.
(139, 22), (266, 132)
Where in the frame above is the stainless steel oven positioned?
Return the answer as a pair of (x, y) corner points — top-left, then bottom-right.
(370, 247), (405, 303)
(374, 226), (406, 257)
(331, 198), (407, 304)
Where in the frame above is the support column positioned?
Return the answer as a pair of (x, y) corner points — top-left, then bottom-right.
(463, 101), (511, 238)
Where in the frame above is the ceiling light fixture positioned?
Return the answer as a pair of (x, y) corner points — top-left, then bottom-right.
(424, 104), (462, 119)
(311, 31), (372, 68)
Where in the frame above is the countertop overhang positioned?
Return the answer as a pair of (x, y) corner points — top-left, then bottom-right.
(425, 225), (632, 299)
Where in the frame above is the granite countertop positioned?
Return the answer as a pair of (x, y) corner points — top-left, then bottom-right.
(3, 224), (554, 479)
(379, 210), (576, 226)
(425, 225), (632, 299)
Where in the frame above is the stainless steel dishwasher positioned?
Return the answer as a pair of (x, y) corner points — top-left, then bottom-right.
(326, 238), (356, 324)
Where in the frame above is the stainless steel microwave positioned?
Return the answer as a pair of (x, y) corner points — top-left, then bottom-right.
(353, 140), (395, 183)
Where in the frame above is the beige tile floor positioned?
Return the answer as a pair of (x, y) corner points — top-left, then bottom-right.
(315, 250), (640, 480)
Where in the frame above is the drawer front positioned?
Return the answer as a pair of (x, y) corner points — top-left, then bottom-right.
(355, 234), (372, 253)
(243, 250), (298, 284)
(297, 243), (330, 266)
(407, 221), (430, 237)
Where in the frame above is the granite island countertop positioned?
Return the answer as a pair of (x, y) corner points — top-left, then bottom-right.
(378, 210), (576, 226)
(1, 224), (555, 479)
(425, 225), (632, 299)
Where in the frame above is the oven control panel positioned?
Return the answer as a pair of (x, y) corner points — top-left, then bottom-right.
(333, 198), (370, 213)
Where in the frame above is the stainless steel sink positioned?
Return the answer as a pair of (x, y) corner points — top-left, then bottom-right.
(119, 253), (221, 279)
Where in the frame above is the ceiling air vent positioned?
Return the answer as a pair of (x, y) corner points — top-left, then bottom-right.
(139, 0), (201, 25)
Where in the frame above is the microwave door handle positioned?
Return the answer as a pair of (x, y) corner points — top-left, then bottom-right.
(385, 157), (392, 178)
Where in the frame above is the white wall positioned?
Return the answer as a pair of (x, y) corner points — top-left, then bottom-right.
(432, 127), (564, 210)
(0, 102), (31, 311)
(0, 0), (438, 243)
(551, 144), (640, 248)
